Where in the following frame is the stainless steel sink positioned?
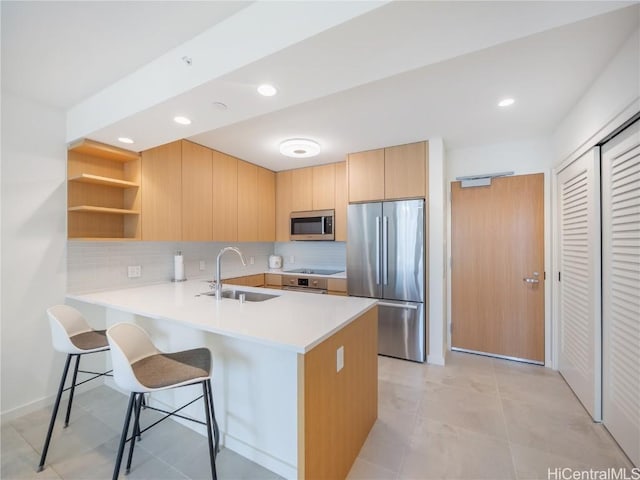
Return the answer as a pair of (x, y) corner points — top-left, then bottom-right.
(201, 289), (278, 302)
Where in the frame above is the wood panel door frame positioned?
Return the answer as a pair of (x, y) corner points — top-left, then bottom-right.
(450, 173), (546, 364)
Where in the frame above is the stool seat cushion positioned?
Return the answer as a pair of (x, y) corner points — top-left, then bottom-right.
(70, 330), (108, 351)
(132, 348), (211, 389)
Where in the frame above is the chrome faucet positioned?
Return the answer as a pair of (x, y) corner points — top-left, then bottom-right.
(215, 247), (247, 300)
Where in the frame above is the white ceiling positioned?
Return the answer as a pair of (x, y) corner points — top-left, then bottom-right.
(2, 1), (639, 171)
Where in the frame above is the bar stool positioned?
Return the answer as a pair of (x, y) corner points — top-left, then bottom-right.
(38, 305), (112, 472)
(107, 322), (219, 480)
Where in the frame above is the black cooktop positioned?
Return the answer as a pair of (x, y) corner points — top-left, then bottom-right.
(282, 268), (344, 276)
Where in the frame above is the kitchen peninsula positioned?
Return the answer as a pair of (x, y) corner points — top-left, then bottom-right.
(67, 280), (378, 480)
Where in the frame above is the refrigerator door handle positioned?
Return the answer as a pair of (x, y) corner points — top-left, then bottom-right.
(378, 301), (419, 310)
(375, 216), (381, 285)
(382, 216), (389, 285)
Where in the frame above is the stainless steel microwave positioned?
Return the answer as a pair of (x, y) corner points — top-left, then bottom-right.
(290, 210), (335, 241)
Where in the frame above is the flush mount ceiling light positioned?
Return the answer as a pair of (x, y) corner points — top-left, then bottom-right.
(118, 137), (134, 144)
(173, 116), (192, 125)
(498, 98), (515, 107)
(257, 84), (277, 97)
(279, 138), (320, 158)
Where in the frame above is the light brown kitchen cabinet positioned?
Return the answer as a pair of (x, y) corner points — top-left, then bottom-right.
(384, 142), (427, 199)
(312, 163), (335, 210)
(291, 168), (313, 212)
(226, 273), (265, 287)
(141, 141), (182, 240)
(328, 278), (347, 296)
(348, 149), (385, 202)
(212, 150), (238, 241)
(258, 167), (276, 241)
(182, 141), (213, 241)
(347, 141), (428, 202)
(264, 273), (282, 289)
(276, 170), (293, 242)
(237, 160), (258, 242)
(67, 139), (141, 240)
(334, 162), (347, 241)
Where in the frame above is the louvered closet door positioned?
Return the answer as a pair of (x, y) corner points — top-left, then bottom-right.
(557, 148), (601, 421)
(601, 119), (640, 467)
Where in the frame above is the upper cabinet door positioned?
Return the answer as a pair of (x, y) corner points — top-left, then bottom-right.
(334, 162), (347, 242)
(237, 160), (258, 242)
(182, 141), (213, 241)
(257, 167), (276, 242)
(276, 170), (293, 242)
(212, 150), (238, 242)
(348, 149), (385, 202)
(291, 168), (313, 212)
(384, 142), (427, 200)
(141, 141), (182, 241)
(312, 163), (335, 210)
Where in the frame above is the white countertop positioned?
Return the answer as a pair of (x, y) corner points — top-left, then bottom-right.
(67, 280), (374, 354)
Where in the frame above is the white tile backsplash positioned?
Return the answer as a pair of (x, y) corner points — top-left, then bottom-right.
(274, 241), (346, 272)
(67, 241), (274, 293)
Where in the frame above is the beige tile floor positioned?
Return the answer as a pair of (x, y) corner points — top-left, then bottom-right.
(2, 351), (633, 479)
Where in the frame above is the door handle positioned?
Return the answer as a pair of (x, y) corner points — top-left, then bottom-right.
(382, 216), (388, 285)
(378, 301), (418, 310)
(523, 277), (540, 284)
(375, 216), (381, 285)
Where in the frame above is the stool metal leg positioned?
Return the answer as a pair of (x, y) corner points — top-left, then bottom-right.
(38, 353), (72, 472)
(202, 381), (218, 480)
(125, 393), (144, 474)
(113, 392), (136, 480)
(205, 379), (220, 455)
(64, 355), (81, 427)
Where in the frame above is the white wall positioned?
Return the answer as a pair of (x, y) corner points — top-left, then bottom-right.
(68, 241), (274, 293)
(553, 27), (640, 166)
(274, 241), (346, 272)
(445, 137), (554, 365)
(0, 92), (70, 419)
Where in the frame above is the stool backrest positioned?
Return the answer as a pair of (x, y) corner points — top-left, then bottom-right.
(47, 305), (93, 354)
(107, 323), (159, 392)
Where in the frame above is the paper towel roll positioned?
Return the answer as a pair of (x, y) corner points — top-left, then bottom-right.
(174, 253), (185, 281)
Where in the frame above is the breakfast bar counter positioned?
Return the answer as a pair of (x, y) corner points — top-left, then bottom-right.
(67, 280), (378, 480)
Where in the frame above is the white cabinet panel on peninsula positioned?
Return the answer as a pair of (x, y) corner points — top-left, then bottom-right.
(67, 280), (377, 479)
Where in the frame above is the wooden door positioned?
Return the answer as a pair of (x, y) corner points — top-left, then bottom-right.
(291, 168), (313, 211)
(348, 149), (384, 202)
(211, 151), (238, 241)
(312, 163), (335, 210)
(451, 173), (544, 362)
(141, 141), (182, 241)
(237, 160), (258, 241)
(384, 141), (426, 200)
(257, 166), (275, 241)
(181, 141), (212, 241)
(334, 162), (347, 242)
(275, 170), (292, 241)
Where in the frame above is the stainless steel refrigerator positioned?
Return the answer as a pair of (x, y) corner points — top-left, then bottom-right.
(347, 199), (426, 362)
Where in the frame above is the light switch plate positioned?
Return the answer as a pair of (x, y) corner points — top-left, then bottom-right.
(336, 346), (344, 372)
(199, 260), (206, 271)
(127, 265), (141, 278)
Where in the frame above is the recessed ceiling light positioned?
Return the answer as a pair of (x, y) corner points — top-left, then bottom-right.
(498, 98), (515, 107)
(279, 138), (320, 158)
(173, 116), (192, 125)
(257, 84), (277, 97)
(118, 137), (134, 144)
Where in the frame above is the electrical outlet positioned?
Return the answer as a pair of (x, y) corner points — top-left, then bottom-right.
(199, 260), (206, 271)
(249, 256), (255, 265)
(336, 346), (344, 372)
(127, 265), (141, 278)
